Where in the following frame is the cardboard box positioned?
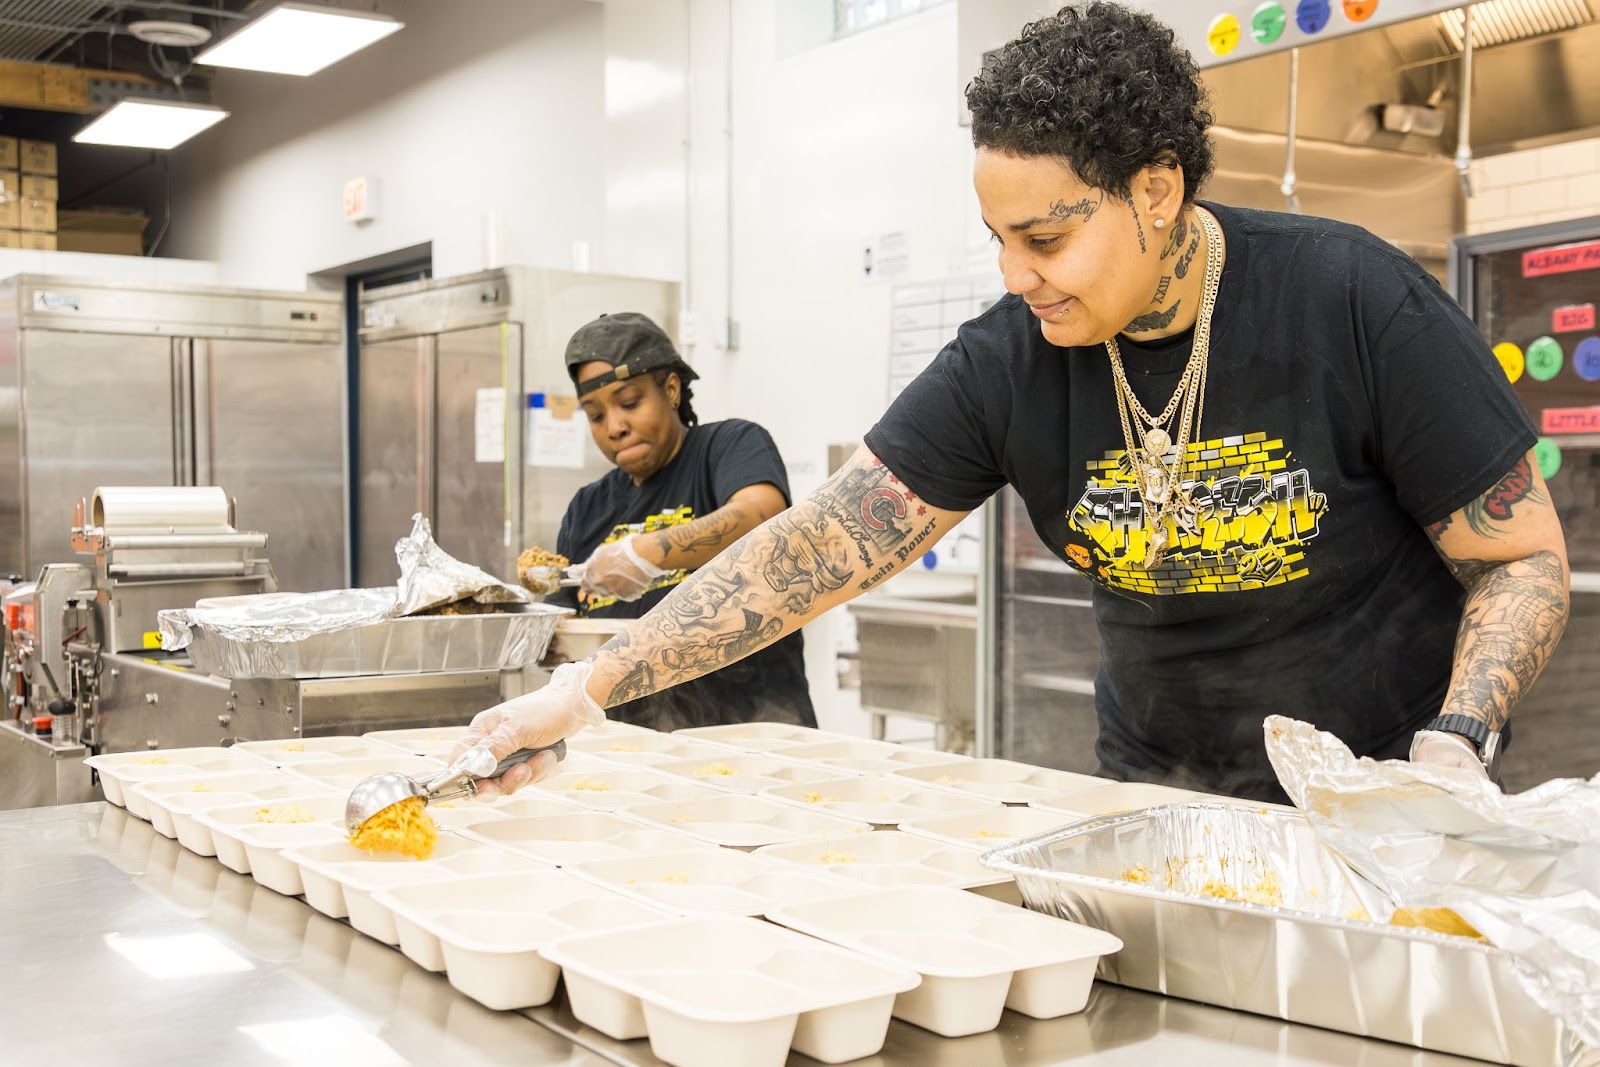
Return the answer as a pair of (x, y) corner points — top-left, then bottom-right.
(20, 140), (56, 176)
(0, 193), (17, 230)
(16, 231), (55, 251)
(19, 198), (56, 233)
(0, 138), (17, 170)
(57, 208), (147, 256)
(0, 170), (17, 201)
(21, 175), (56, 200)
(0, 230), (18, 249)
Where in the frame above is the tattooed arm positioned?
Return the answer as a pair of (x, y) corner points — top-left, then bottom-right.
(635, 483), (788, 572)
(1421, 451), (1570, 766)
(586, 446), (970, 706)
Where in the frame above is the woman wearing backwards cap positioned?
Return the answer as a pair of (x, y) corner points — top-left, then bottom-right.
(542, 311), (817, 732)
(460, 4), (1568, 800)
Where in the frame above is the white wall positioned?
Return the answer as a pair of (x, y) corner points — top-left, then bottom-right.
(1465, 136), (1600, 235)
(165, 0), (610, 288)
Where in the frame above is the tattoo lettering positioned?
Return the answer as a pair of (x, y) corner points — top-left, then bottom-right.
(1440, 549), (1568, 732)
(1125, 300), (1181, 334)
(1159, 212), (1189, 259)
(1125, 193), (1146, 253)
(893, 519), (939, 564)
(1151, 275), (1172, 305)
(1048, 195), (1102, 224)
(1174, 229), (1201, 280)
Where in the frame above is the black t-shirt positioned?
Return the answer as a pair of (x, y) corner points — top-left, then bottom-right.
(865, 202), (1536, 800)
(552, 419), (816, 731)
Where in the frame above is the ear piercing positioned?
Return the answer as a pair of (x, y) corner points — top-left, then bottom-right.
(1153, 218), (1166, 229)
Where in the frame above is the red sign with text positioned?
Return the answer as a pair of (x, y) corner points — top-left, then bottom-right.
(1554, 304), (1596, 332)
(1542, 406), (1600, 434)
(1523, 240), (1600, 278)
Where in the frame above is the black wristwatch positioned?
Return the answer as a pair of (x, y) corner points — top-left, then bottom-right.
(1418, 714), (1502, 777)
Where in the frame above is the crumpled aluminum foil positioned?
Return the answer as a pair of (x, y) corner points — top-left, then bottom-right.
(393, 513), (528, 615)
(160, 514), (527, 648)
(1264, 715), (1600, 1050)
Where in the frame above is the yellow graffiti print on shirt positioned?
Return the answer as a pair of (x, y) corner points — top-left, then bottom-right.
(1067, 432), (1327, 596)
(582, 507), (695, 611)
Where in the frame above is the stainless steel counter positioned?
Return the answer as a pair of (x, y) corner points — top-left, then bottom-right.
(2, 803), (1494, 1067)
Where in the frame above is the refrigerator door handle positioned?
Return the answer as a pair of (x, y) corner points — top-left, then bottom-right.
(171, 338), (196, 486)
(192, 338), (216, 488)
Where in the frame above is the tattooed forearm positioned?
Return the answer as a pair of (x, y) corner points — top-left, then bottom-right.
(1125, 301), (1181, 334)
(651, 509), (745, 567)
(1049, 194), (1103, 224)
(586, 450), (968, 708)
(1438, 549), (1568, 732)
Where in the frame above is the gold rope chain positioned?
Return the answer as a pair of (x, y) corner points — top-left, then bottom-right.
(1102, 208), (1225, 568)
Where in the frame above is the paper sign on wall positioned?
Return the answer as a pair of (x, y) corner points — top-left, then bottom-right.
(1522, 240), (1600, 278)
(1540, 406), (1600, 434)
(527, 393), (586, 469)
(1554, 304), (1596, 332)
(474, 387), (506, 463)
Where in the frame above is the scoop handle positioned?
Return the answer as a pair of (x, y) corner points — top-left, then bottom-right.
(491, 740), (566, 779)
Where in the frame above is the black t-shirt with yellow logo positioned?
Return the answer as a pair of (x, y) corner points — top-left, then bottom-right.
(552, 419), (816, 731)
(865, 202), (1535, 799)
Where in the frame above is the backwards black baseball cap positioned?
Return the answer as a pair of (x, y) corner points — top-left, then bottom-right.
(564, 312), (699, 397)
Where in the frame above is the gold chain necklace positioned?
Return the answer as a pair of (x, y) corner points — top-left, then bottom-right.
(1104, 208), (1225, 570)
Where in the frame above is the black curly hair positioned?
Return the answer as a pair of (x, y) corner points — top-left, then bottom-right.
(966, 2), (1215, 205)
(651, 367), (699, 427)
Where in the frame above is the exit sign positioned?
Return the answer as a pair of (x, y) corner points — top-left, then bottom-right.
(343, 177), (377, 224)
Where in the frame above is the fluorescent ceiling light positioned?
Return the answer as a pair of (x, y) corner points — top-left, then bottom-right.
(197, 3), (403, 77)
(74, 99), (228, 150)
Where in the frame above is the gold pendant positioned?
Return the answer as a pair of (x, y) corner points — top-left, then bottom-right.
(1144, 426), (1171, 457)
(1142, 526), (1169, 570)
(1140, 461), (1169, 506)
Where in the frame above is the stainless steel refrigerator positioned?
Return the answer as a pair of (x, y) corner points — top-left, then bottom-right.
(354, 268), (679, 585)
(1452, 215), (1600, 790)
(0, 275), (347, 592)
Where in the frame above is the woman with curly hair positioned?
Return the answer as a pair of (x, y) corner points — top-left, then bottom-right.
(456, 3), (1567, 804)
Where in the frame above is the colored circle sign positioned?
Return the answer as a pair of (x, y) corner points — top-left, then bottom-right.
(1297, 0), (1331, 33)
(1534, 437), (1562, 480)
(1526, 336), (1564, 381)
(1493, 342), (1525, 383)
(1575, 337), (1600, 381)
(1342, 0), (1378, 22)
(1207, 13), (1242, 56)
(1252, 2), (1288, 43)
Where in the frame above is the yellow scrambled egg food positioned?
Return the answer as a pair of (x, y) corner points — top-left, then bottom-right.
(280, 742), (305, 752)
(347, 795), (438, 860)
(132, 756), (169, 765)
(818, 851), (858, 863)
(694, 762), (738, 777)
(569, 777), (613, 792)
(255, 803), (318, 824)
(188, 782), (214, 792)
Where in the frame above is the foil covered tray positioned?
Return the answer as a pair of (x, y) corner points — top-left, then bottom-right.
(980, 802), (1565, 1067)
(183, 603), (570, 679)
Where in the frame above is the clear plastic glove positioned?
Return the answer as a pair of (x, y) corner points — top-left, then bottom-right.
(579, 536), (666, 602)
(449, 661), (607, 799)
(1409, 729), (1490, 780)
(517, 565), (564, 598)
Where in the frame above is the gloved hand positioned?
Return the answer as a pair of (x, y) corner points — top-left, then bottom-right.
(1409, 729), (1490, 781)
(579, 536), (666, 602)
(450, 661), (607, 799)
(517, 565), (564, 598)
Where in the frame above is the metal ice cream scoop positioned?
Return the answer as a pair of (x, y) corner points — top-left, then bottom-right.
(344, 741), (567, 832)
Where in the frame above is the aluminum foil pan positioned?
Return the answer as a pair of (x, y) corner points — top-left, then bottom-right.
(181, 602), (570, 679)
(980, 802), (1565, 1066)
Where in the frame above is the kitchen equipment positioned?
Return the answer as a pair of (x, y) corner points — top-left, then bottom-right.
(344, 741), (567, 832)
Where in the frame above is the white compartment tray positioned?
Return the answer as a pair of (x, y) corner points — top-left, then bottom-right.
(568, 848), (857, 917)
(360, 725), (474, 756)
(283, 754), (445, 790)
(193, 793), (350, 887)
(459, 810), (714, 867)
(671, 722), (862, 752)
(372, 869), (668, 1001)
(528, 767), (714, 812)
(540, 915), (920, 1067)
(761, 775), (1000, 828)
(754, 830), (1012, 891)
(84, 747), (272, 814)
(563, 730), (734, 768)
(229, 736), (411, 766)
(891, 759), (1104, 805)
(768, 886), (1122, 1037)
(622, 793), (872, 850)
(649, 752), (854, 795)
(901, 806), (1078, 851)
(129, 770), (311, 848)
(768, 738), (970, 777)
